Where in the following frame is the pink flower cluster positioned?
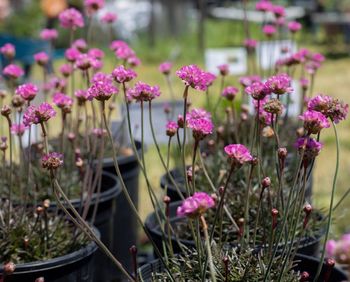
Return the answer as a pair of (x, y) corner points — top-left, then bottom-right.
(166, 121), (179, 137)
(295, 137), (323, 161)
(72, 39), (87, 51)
(127, 81), (160, 102)
(239, 75), (261, 87)
(65, 47), (80, 62)
(101, 12), (117, 24)
(15, 83), (38, 101)
(186, 109), (213, 141)
(224, 144), (253, 166)
(3, 64), (24, 79)
(262, 25), (276, 37)
(245, 81), (270, 100)
(40, 29), (58, 41)
(85, 0), (105, 12)
(217, 64), (229, 76)
(299, 110), (330, 134)
(53, 93), (74, 113)
(34, 52), (49, 66)
(75, 89), (92, 104)
(176, 65), (212, 91)
(110, 40), (138, 63)
(23, 102), (56, 126)
(265, 73), (293, 95)
(288, 21), (302, 33)
(59, 64), (73, 77)
(10, 123), (27, 136)
(222, 86), (238, 101)
(255, 0), (273, 12)
(177, 192), (215, 218)
(0, 43), (15, 59)
(244, 39), (257, 50)
(59, 8), (85, 29)
(326, 234), (350, 264)
(112, 65), (137, 83)
(87, 78), (119, 101)
(159, 61), (172, 75)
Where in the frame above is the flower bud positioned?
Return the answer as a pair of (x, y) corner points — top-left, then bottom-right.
(264, 98), (283, 115)
(67, 132), (76, 142)
(1, 105), (11, 117)
(163, 196), (171, 204)
(271, 208), (279, 229)
(3, 261), (15, 275)
(262, 177), (271, 188)
(43, 199), (50, 209)
(36, 206), (44, 214)
(12, 94), (25, 108)
(75, 157), (84, 167)
(296, 127), (305, 137)
(129, 245), (137, 255)
(299, 271), (309, 282)
(177, 115), (184, 128)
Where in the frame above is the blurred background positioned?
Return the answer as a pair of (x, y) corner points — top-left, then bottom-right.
(0, 0), (349, 237)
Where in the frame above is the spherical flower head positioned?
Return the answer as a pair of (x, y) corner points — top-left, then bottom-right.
(273, 5), (285, 18)
(295, 137), (323, 160)
(222, 86), (238, 101)
(262, 25), (276, 37)
(59, 8), (85, 30)
(159, 61), (172, 75)
(72, 38), (88, 52)
(127, 56), (141, 67)
(176, 64), (210, 91)
(91, 72), (113, 84)
(65, 47), (81, 63)
(110, 40), (129, 51)
(53, 92), (73, 113)
(326, 240), (337, 257)
(42, 152), (63, 170)
(300, 77), (309, 90)
(245, 81), (270, 100)
(23, 102), (56, 126)
(15, 83), (38, 101)
(10, 123), (27, 136)
(239, 75), (261, 87)
(0, 43), (15, 59)
(177, 192), (215, 218)
(115, 45), (135, 60)
(186, 108), (211, 122)
(40, 28), (58, 41)
(203, 72), (217, 87)
(88, 80), (119, 101)
(187, 117), (214, 141)
(275, 17), (285, 27)
(288, 21), (302, 33)
(224, 144), (253, 166)
(75, 89), (92, 104)
(88, 48), (105, 60)
(217, 64), (229, 76)
(75, 53), (94, 71)
(3, 64), (24, 79)
(244, 38), (257, 50)
(91, 58), (103, 71)
(265, 73), (293, 95)
(166, 121), (179, 137)
(34, 52), (49, 66)
(299, 110), (330, 134)
(85, 0), (105, 13)
(308, 95), (348, 123)
(128, 81), (160, 102)
(264, 98), (284, 115)
(101, 12), (117, 24)
(59, 63), (73, 77)
(312, 53), (325, 63)
(255, 0), (273, 12)
(112, 65), (137, 83)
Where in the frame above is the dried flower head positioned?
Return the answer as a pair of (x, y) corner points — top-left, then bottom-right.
(42, 152), (64, 170)
(263, 98), (284, 115)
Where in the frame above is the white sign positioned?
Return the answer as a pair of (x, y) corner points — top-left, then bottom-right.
(205, 48), (247, 75)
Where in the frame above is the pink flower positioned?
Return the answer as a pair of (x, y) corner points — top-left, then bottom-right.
(127, 81), (160, 102)
(15, 83), (38, 101)
(222, 86), (238, 101)
(265, 73), (293, 95)
(42, 152), (63, 170)
(112, 65), (137, 83)
(274, 17), (285, 27)
(326, 240), (337, 257)
(308, 95), (348, 123)
(239, 75), (261, 87)
(115, 45), (135, 60)
(245, 81), (270, 100)
(34, 52), (49, 66)
(187, 117), (213, 141)
(59, 63), (73, 77)
(258, 108), (273, 125)
(110, 40), (129, 51)
(288, 21), (302, 33)
(10, 123), (27, 136)
(0, 43), (15, 59)
(273, 5), (285, 18)
(40, 29), (58, 41)
(244, 38), (257, 50)
(23, 102), (56, 126)
(65, 47), (81, 62)
(176, 65), (211, 91)
(295, 137), (323, 160)
(159, 61), (172, 75)
(224, 144), (253, 165)
(262, 25), (276, 37)
(101, 12), (117, 24)
(75, 54), (94, 70)
(53, 92), (73, 112)
(300, 77), (309, 90)
(87, 80), (119, 101)
(166, 121), (178, 137)
(88, 48), (104, 59)
(312, 53), (325, 63)
(59, 8), (85, 29)
(85, 0), (105, 12)
(299, 110), (330, 134)
(75, 89), (92, 104)
(91, 72), (113, 84)
(92, 128), (107, 138)
(127, 56), (141, 67)
(256, 0), (273, 12)
(3, 64), (24, 79)
(91, 58), (103, 71)
(217, 64), (229, 76)
(72, 39), (87, 52)
(177, 192), (215, 218)
(186, 108), (211, 122)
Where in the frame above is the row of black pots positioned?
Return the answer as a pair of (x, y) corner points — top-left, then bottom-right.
(0, 141), (142, 282)
(137, 254), (348, 281)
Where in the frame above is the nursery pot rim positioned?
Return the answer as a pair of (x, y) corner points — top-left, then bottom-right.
(0, 227), (100, 274)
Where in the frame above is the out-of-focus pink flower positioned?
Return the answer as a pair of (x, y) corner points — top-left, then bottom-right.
(112, 65), (137, 83)
(0, 43), (15, 59)
(265, 73), (293, 95)
(159, 61), (172, 75)
(10, 123), (27, 136)
(275, 17), (285, 27)
(256, 0), (273, 12)
(91, 72), (113, 84)
(34, 52), (49, 66)
(308, 95), (348, 123)
(42, 152), (63, 170)
(88, 48), (104, 59)
(75, 89), (92, 104)
(59, 8), (85, 29)
(273, 5), (285, 18)
(87, 80), (119, 101)
(72, 39), (87, 52)
(299, 110), (330, 134)
(239, 75), (261, 87)
(110, 40), (129, 51)
(15, 83), (38, 101)
(300, 77), (309, 90)
(3, 64), (24, 79)
(166, 121), (179, 137)
(288, 21), (302, 33)
(91, 58), (103, 71)
(92, 128), (107, 138)
(53, 93), (73, 113)
(127, 81), (160, 102)
(295, 137), (323, 161)
(176, 65), (211, 91)
(101, 12), (117, 24)
(75, 54), (94, 70)
(245, 81), (270, 100)
(127, 56), (141, 67)
(59, 64), (73, 77)
(85, 0), (105, 13)
(40, 29), (58, 41)
(224, 144), (253, 166)
(65, 47), (81, 63)
(262, 25), (276, 37)
(222, 86), (238, 101)
(23, 102), (56, 126)
(217, 64), (229, 76)
(177, 192), (215, 218)
(115, 45), (135, 60)
(244, 38), (257, 50)
(326, 240), (337, 257)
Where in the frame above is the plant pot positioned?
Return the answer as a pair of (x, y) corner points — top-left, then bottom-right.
(0, 230), (99, 282)
(137, 254), (348, 281)
(145, 201), (324, 258)
(101, 140), (142, 281)
(160, 165), (313, 203)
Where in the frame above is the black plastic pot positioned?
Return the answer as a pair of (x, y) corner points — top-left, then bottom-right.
(0, 230), (99, 282)
(160, 166), (313, 203)
(137, 254), (348, 281)
(145, 201), (323, 258)
(101, 140), (142, 281)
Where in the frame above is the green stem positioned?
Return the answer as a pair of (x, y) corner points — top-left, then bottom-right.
(201, 215), (217, 282)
